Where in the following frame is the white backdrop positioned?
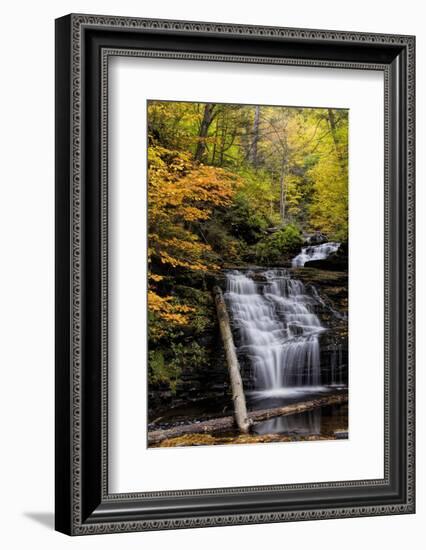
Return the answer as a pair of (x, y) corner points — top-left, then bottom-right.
(109, 58), (384, 493)
(0, 0), (422, 549)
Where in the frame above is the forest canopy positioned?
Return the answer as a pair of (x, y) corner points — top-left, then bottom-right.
(147, 100), (348, 396)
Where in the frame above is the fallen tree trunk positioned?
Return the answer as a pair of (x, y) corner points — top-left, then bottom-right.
(213, 285), (251, 434)
(148, 391), (348, 445)
(245, 392), (347, 422)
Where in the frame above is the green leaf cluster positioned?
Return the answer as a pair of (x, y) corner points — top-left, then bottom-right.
(255, 224), (304, 264)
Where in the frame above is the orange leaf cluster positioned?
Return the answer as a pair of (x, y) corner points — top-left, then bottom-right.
(148, 290), (195, 326)
(147, 144), (239, 325)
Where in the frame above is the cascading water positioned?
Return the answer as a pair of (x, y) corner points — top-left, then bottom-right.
(221, 240), (347, 437)
(292, 242), (341, 267)
(224, 269), (325, 395)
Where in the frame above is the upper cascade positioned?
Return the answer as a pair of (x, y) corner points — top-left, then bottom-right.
(292, 242), (341, 268)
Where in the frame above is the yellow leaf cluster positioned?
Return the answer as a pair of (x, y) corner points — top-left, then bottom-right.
(147, 144), (239, 326)
(148, 289), (195, 326)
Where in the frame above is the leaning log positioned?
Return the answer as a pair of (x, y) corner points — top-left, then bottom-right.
(148, 391), (348, 445)
(213, 285), (252, 434)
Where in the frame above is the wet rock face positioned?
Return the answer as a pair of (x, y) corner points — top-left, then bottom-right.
(304, 232), (329, 245)
(292, 268), (348, 310)
(290, 267), (348, 386)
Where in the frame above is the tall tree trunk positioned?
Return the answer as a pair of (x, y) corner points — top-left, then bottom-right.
(249, 105), (260, 166)
(211, 118), (219, 164)
(195, 103), (216, 162)
(327, 108), (343, 165)
(213, 286), (251, 434)
(279, 155), (286, 222)
(219, 121), (227, 165)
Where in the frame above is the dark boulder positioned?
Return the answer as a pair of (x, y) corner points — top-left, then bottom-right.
(304, 231), (328, 245)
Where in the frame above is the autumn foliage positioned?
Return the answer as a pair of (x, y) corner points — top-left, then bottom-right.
(146, 100), (348, 397)
(148, 144), (240, 326)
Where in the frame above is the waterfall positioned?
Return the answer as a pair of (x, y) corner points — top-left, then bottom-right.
(224, 269), (325, 395)
(292, 242), (341, 267)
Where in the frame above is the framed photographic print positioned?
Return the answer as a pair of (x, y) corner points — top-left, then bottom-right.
(55, 14), (415, 535)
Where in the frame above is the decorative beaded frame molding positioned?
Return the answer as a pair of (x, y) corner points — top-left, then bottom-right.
(55, 14), (415, 536)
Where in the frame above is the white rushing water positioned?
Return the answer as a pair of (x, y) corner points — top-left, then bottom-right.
(292, 242), (341, 267)
(225, 269), (325, 393)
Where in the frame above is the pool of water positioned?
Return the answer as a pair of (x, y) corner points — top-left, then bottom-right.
(253, 403), (348, 437)
(246, 386), (348, 438)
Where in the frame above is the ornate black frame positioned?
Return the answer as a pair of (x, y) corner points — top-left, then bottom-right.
(55, 13), (415, 535)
